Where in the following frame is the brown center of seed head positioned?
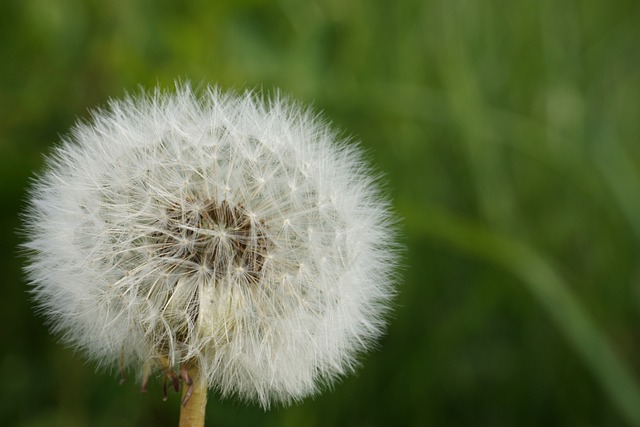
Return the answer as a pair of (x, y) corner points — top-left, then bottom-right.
(153, 198), (268, 284)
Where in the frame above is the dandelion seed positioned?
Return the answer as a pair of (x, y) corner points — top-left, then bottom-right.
(22, 83), (398, 425)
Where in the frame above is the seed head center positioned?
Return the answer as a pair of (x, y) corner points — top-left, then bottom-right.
(154, 199), (268, 283)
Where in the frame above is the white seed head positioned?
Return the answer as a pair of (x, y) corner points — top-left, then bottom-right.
(22, 83), (398, 408)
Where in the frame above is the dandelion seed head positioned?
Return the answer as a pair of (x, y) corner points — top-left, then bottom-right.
(23, 83), (398, 408)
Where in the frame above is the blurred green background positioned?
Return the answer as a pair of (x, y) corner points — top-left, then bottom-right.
(2, 0), (640, 425)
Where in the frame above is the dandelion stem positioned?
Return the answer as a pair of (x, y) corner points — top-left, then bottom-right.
(179, 365), (207, 427)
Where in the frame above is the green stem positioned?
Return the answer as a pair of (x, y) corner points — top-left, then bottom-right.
(179, 365), (207, 427)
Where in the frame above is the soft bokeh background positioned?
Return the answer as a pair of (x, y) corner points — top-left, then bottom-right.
(2, 0), (640, 426)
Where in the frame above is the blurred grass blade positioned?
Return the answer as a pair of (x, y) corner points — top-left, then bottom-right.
(405, 203), (640, 426)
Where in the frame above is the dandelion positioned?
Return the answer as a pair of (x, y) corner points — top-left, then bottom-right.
(22, 83), (398, 426)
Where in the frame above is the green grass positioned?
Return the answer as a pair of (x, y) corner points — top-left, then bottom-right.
(2, 0), (640, 425)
